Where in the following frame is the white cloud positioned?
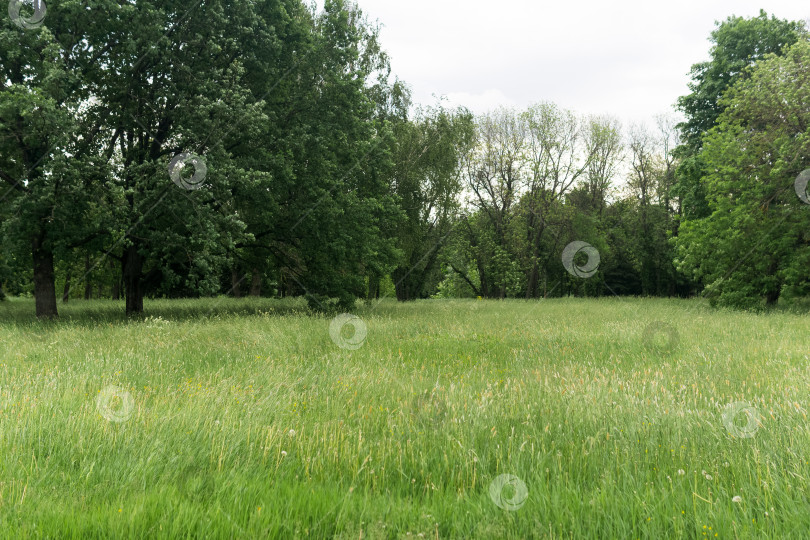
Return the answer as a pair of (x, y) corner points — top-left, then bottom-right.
(315, 0), (810, 125)
(441, 89), (518, 115)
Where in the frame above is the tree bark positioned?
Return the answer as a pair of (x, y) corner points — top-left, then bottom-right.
(367, 272), (380, 301)
(123, 244), (144, 315)
(249, 268), (261, 297)
(111, 259), (121, 300)
(62, 270), (71, 303)
(392, 268), (413, 301)
(393, 269), (406, 301)
(231, 267), (242, 298)
(108, 259), (118, 299)
(524, 213), (546, 299)
(477, 260), (490, 298)
(448, 263), (481, 297)
(32, 234), (58, 319)
(526, 262), (539, 299)
(284, 271), (295, 297)
(112, 277), (120, 300)
(84, 253), (92, 300)
(764, 261), (781, 307)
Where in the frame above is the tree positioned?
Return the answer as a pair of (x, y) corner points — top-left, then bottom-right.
(519, 105), (612, 298)
(78, 0), (277, 315)
(249, 0), (404, 311)
(675, 10), (806, 221)
(0, 2), (107, 318)
(457, 108), (525, 298)
(676, 40), (810, 308)
(627, 123), (669, 295)
(1, 0), (413, 316)
(581, 115), (623, 217)
(677, 10), (805, 151)
(389, 103), (474, 301)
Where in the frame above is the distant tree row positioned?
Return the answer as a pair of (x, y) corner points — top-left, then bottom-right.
(429, 106), (684, 300)
(1, 4), (807, 316)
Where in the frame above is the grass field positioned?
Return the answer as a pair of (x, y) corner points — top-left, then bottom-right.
(0, 296), (808, 538)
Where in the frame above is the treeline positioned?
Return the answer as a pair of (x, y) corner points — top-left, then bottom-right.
(429, 107), (683, 301)
(1, 4), (808, 317)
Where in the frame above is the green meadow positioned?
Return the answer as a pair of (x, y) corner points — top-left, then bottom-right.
(0, 297), (808, 538)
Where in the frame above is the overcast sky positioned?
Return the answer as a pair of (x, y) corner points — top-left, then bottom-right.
(315, 1), (809, 126)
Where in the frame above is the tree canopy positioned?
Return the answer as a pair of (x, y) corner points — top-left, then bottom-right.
(676, 40), (810, 308)
(0, 4), (807, 316)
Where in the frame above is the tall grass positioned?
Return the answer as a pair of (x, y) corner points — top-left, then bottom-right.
(0, 297), (808, 538)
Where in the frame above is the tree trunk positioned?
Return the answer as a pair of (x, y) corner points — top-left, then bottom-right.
(62, 270), (72, 303)
(111, 259), (120, 300)
(472, 257), (491, 298)
(282, 270), (295, 298)
(32, 234), (58, 319)
(84, 253), (92, 300)
(526, 262), (539, 299)
(123, 244), (144, 315)
(524, 218), (545, 299)
(367, 272), (380, 301)
(250, 268), (261, 297)
(392, 268), (410, 301)
(231, 267), (242, 298)
(764, 261), (781, 307)
(112, 276), (121, 300)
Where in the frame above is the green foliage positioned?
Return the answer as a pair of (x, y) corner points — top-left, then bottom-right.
(674, 10), (806, 221)
(1, 0), (409, 316)
(389, 102), (475, 300)
(677, 10), (805, 151)
(2, 4), (807, 315)
(444, 105), (687, 300)
(676, 40), (810, 308)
